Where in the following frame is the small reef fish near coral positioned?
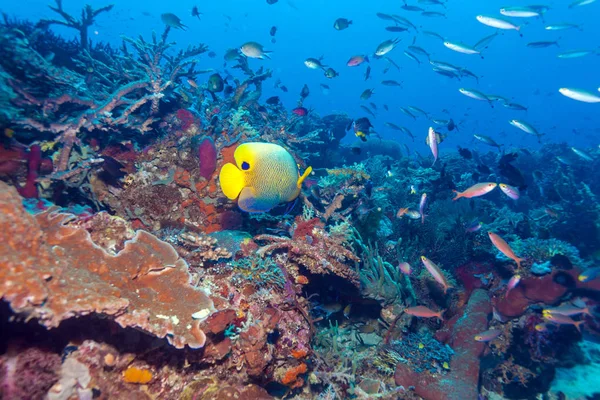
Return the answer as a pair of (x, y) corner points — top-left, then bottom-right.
(1, 0), (600, 399)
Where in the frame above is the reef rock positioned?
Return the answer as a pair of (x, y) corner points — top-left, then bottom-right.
(395, 289), (491, 400)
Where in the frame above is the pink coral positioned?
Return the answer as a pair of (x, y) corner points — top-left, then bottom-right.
(177, 109), (196, 131)
(0, 344), (61, 400)
(197, 137), (217, 180)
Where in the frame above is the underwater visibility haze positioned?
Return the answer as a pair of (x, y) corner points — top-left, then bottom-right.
(1, 0), (600, 399)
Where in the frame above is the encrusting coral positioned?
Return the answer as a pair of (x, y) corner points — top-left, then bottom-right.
(0, 181), (213, 349)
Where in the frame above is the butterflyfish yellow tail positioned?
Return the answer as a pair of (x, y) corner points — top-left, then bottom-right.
(219, 163), (245, 200)
(297, 166), (313, 188)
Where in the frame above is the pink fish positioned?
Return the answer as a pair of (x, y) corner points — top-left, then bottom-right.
(397, 208), (421, 219)
(347, 55), (369, 67)
(398, 262), (412, 275)
(427, 127), (438, 165)
(474, 328), (502, 342)
(419, 193), (428, 224)
(465, 220), (483, 233)
(453, 182), (497, 200)
(499, 183), (520, 200)
(543, 313), (584, 332)
(506, 274), (521, 293)
(544, 304), (592, 317)
(421, 256), (452, 294)
(405, 306), (444, 320)
(535, 323), (549, 332)
(488, 232), (524, 270)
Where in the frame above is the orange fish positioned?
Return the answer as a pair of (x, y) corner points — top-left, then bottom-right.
(396, 207), (409, 218)
(453, 182), (497, 201)
(421, 256), (452, 294)
(488, 232), (524, 269)
(405, 306), (444, 320)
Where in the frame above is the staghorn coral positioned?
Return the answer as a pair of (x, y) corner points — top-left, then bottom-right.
(38, 0), (114, 51)
(0, 182), (214, 349)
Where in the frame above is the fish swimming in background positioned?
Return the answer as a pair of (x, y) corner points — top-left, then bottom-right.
(353, 117), (373, 141)
(579, 267), (600, 282)
(360, 89), (375, 100)
(506, 274), (521, 293)
(398, 262), (412, 275)
(509, 119), (544, 142)
(465, 219), (483, 233)
(219, 143), (312, 212)
(453, 183), (497, 200)
(347, 55), (369, 67)
(476, 15), (522, 34)
(405, 306), (444, 320)
(161, 13), (187, 30)
(191, 6), (202, 20)
(419, 193), (427, 224)
(240, 42), (272, 59)
(499, 183), (520, 200)
(292, 107), (308, 116)
(334, 18), (352, 30)
(544, 304), (592, 317)
(324, 67), (339, 78)
(488, 232), (524, 269)
(426, 127), (439, 165)
(396, 208), (421, 219)
(543, 312), (584, 332)
(343, 304), (352, 318)
(304, 57), (326, 70)
(421, 256), (452, 294)
(474, 329), (502, 342)
(207, 73), (224, 93)
(375, 38), (401, 56)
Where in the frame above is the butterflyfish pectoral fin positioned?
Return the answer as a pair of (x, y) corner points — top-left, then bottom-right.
(219, 163), (245, 200)
(297, 166), (313, 188)
(238, 187), (278, 213)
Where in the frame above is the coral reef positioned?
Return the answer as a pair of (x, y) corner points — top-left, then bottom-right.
(1, 5), (600, 399)
(396, 289), (492, 400)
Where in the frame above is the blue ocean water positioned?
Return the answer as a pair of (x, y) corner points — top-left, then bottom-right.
(5, 0), (600, 151)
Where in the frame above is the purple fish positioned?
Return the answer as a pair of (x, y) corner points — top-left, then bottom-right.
(419, 193), (428, 224)
(499, 183), (520, 200)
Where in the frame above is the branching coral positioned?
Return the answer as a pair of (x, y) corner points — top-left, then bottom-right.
(0, 182), (214, 349)
(10, 20), (207, 174)
(255, 217), (360, 286)
(38, 0), (114, 51)
(227, 256), (286, 289)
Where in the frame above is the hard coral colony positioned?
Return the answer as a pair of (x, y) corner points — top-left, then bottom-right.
(0, 1), (600, 400)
